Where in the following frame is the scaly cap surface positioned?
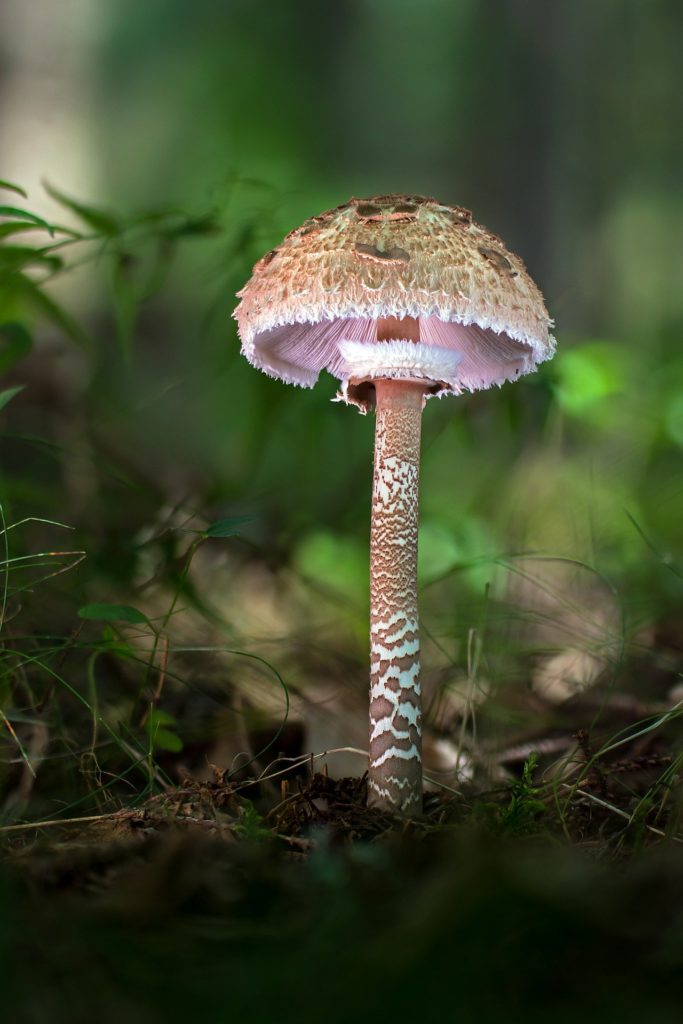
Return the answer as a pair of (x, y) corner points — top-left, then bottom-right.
(234, 194), (554, 409)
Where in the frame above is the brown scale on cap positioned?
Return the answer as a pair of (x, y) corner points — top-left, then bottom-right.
(478, 246), (517, 276)
(354, 242), (411, 263)
(355, 202), (384, 219)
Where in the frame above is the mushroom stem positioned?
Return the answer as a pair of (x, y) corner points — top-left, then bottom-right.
(368, 378), (426, 814)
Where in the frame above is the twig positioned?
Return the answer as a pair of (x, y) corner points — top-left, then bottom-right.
(0, 811), (130, 835)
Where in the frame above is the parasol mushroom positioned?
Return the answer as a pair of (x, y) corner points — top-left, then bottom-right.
(234, 194), (555, 815)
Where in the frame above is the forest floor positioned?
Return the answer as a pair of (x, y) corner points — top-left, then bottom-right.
(2, 736), (682, 1024)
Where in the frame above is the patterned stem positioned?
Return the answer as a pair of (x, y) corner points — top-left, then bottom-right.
(368, 379), (425, 814)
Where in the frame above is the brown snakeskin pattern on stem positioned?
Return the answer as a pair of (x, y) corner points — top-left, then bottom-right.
(368, 379), (425, 814)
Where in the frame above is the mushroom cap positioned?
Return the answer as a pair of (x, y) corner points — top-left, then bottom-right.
(234, 194), (555, 410)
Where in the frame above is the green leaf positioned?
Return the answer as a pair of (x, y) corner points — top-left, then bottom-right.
(0, 246), (63, 272)
(99, 624), (134, 656)
(19, 276), (92, 350)
(204, 515), (253, 538)
(233, 800), (272, 841)
(0, 385), (24, 411)
(78, 603), (148, 625)
(128, 206), (221, 236)
(0, 222), (50, 241)
(0, 180), (28, 199)
(152, 728), (183, 753)
(44, 183), (120, 236)
(163, 213), (222, 239)
(0, 323), (32, 373)
(147, 709), (183, 753)
(129, 207), (178, 227)
(0, 207), (54, 235)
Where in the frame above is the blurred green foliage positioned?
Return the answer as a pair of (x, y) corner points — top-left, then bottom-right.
(3, 2), (683, 586)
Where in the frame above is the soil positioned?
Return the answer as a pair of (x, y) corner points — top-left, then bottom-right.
(2, 760), (682, 1024)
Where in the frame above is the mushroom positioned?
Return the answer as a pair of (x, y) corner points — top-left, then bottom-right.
(234, 193), (555, 814)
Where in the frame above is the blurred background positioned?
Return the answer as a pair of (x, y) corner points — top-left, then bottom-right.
(1, 0), (682, 817)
